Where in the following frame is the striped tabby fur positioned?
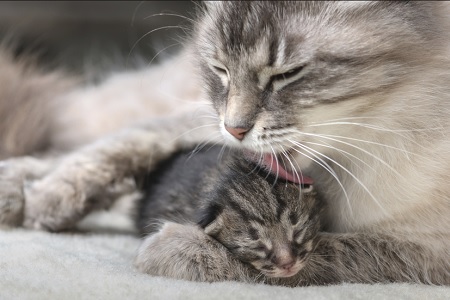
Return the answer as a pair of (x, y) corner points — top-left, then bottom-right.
(137, 146), (320, 278)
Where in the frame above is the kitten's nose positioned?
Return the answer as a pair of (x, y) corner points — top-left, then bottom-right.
(279, 260), (295, 270)
(272, 247), (295, 269)
(225, 125), (250, 141)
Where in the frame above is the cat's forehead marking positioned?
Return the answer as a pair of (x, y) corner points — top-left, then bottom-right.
(222, 35), (273, 72)
(252, 35), (272, 68)
(275, 37), (286, 67)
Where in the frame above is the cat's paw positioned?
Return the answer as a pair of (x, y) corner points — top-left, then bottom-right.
(135, 222), (252, 282)
(0, 161), (25, 226)
(22, 175), (85, 231)
(0, 156), (83, 231)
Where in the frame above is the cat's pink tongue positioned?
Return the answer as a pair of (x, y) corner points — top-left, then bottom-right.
(246, 152), (313, 185)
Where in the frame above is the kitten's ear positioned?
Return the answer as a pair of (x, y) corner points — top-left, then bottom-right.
(203, 215), (224, 236)
(198, 203), (223, 235)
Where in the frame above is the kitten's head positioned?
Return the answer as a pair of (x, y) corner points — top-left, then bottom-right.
(193, 1), (446, 162)
(198, 159), (321, 278)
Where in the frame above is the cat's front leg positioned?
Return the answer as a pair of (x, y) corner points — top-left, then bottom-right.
(135, 222), (258, 283)
(274, 232), (450, 286)
(22, 112), (220, 231)
(22, 129), (176, 231)
(0, 156), (57, 227)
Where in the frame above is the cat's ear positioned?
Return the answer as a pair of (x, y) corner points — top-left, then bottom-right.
(203, 215), (224, 236)
(198, 203), (223, 235)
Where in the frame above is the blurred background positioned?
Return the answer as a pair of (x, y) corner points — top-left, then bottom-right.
(0, 1), (196, 80)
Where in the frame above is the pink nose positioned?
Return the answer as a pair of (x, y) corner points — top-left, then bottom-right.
(225, 125), (250, 141)
(279, 261), (295, 270)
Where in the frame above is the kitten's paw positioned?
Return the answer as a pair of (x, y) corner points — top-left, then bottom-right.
(0, 161), (25, 226)
(135, 222), (253, 282)
(22, 176), (85, 231)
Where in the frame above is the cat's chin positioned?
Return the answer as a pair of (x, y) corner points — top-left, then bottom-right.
(243, 150), (314, 185)
(262, 265), (303, 278)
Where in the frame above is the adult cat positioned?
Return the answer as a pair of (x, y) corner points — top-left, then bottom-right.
(137, 2), (450, 284)
(0, 1), (449, 285)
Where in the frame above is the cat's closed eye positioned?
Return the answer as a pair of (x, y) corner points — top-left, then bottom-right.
(298, 250), (308, 260)
(293, 228), (306, 243)
(254, 245), (268, 253)
(271, 65), (305, 82)
(212, 65), (227, 75)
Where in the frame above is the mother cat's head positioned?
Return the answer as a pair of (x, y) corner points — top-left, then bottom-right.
(193, 1), (448, 170)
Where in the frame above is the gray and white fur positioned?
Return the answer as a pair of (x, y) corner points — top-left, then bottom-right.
(136, 146), (320, 278)
(0, 1), (449, 285)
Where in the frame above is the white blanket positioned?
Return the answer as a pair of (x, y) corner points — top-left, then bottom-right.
(1, 227), (448, 300)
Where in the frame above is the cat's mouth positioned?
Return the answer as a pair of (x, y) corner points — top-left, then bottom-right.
(244, 151), (313, 186)
(258, 262), (304, 278)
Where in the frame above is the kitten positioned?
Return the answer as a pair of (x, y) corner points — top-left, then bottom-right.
(137, 146), (320, 278)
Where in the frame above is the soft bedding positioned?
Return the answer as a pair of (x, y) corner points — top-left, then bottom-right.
(1, 227), (448, 300)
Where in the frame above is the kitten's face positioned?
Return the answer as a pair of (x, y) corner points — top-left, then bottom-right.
(212, 203), (318, 278)
(199, 161), (321, 278)
(194, 1), (440, 162)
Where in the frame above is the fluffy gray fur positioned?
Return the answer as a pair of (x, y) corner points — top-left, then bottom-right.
(136, 146), (320, 278)
(0, 49), (76, 159)
(0, 1), (449, 286)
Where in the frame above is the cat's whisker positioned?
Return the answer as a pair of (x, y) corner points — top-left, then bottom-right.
(295, 129), (405, 154)
(302, 140), (377, 174)
(273, 146), (291, 189)
(190, 103), (219, 118)
(296, 128), (428, 158)
(141, 218), (167, 234)
(217, 142), (228, 165)
(281, 152), (304, 198)
(286, 139), (338, 179)
(257, 145), (265, 165)
(268, 144), (280, 184)
(307, 119), (445, 133)
(246, 146), (265, 177)
(287, 140), (352, 214)
(170, 123), (219, 143)
(126, 25), (188, 69)
(287, 140), (341, 186)
(284, 150), (310, 199)
(296, 141), (388, 215)
(189, 112), (219, 124)
(279, 145), (304, 194)
(304, 120), (443, 152)
(145, 43), (181, 68)
(254, 271), (264, 281)
(193, 114), (220, 120)
(309, 116), (396, 123)
(143, 126), (218, 172)
(187, 133), (221, 156)
(130, 1), (146, 28)
(185, 132), (223, 161)
(142, 13), (195, 24)
(294, 131), (409, 182)
(278, 147), (292, 188)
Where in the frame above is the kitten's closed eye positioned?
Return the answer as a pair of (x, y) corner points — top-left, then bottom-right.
(293, 228), (307, 243)
(253, 244), (270, 254)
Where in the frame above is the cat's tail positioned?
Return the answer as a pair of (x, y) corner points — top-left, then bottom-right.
(0, 49), (77, 159)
